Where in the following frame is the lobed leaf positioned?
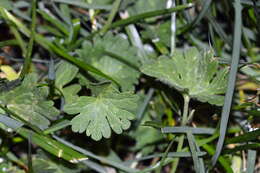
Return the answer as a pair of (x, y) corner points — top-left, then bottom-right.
(0, 74), (59, 130)
(77, 32), (141, 91)
(64, 85), (139, 141)
(141, 47), (228, 106)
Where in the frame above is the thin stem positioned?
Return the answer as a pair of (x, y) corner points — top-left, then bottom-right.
(167, 0), (176, 55)
(171, 94), (190, 173)
(20, 0), (37, 78)
(156, 139), (175, 173)
(100, 0), (122, 35)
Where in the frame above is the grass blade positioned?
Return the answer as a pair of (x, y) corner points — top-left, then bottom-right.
(162, 126), (215, 135)
(37, 9), (69, 36)
(212, 0), (243, 166)
(0, 114), (24, 130)
(121, 11), (148, 63)
(53, 135), (138, 173)
(202, 144), (233, 173)
(0, 7), (120, 87)
(186, 131), (203, 173)
(21, 0), (37, 78)
(246, 149), (257, 173)
(100, 0), (121, 35)
(86, 3), (194, 40)
(68, 18), (81, 45)
(225, 128), (260, 144)
(156, 139), (174, 173)
(43, 120), (71, 135)
(177, 0), (212, 35)
(52, 0), (112, 10)
(166, 0), (176, 55)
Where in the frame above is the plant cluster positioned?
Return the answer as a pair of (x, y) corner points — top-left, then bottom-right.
(0, 0), (259, 173)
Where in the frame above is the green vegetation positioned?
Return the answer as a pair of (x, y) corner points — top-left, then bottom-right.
(0, 0), (259, 172)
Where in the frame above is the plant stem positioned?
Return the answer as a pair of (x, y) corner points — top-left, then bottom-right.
(20, 0), (37, 78)
(100, 0), (122, 35)
(171, 94), (190, 173)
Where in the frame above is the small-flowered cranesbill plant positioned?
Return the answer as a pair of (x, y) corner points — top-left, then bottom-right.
(0, 0), (259, 172)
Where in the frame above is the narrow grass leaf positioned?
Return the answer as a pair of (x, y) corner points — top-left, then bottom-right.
(68, 18), (81, 45)
(186, 131), (202, 173)
(225, 128), (260, 144)
(0, 39), (19, 47)
(52, 0), (113, 10)
(43, 120), (71, 135)
(18, 128), (88, 163)
(37, 9), (69, 36)
(162, 126), (215, 135)
(223, 143), (260, 154)
(122, 11), (148, 63)
(111, 4), (193, 29)
(0, 8), (120, 86)
(53, 135), (138, 173)
(100, 0), (122, 35)
(86, 3), (193, 40)
(19, 0), (36, 78)
(177, 0), (212, 35)
(0, 114), (24, 130)
(202, 144), (233, 173)
(156, 139), (174, 173)
(212, 0), (243, 165)
(246, 150), (257, 173)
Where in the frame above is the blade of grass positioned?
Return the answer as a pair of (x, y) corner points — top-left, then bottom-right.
(192, 135), (206, 173)
(18, 128), (89, 163)
(20, 0), (36, 78)
(212, 0), (243, 166)
(27, 130), (33, 173)
(207, 15), (232, 47)
(0, 105), (42, 134)
(225, 128), (260, 144)
(0, 8), (120, 87)
(103, 50), (140, 71)
(177, 0), (212, 35)
(223, 143), (260, 154)
(52, 0), (113, 10)
(246, 149), (257, 173)
(0, 39), (19, 47)
(0, 114), (24, 130)
(162, 126), (215, 135)
(43, 120), (71, 135)
(100, 0), (121, 35)
(134, 88), (154, 128)
(37, 9), (69, 36)
(120, 11), (148, 63)
(166, 0), (176, 55)
(156, 139), (175, 173)
(68, 18), (81, 45)
(53, 135), (138, 173)
(202, 144), (233, 173)
(171, 94), (190, 173)
(86, 3), (194, 40)
(9, 26), (27, 57)
(186, 131), (203, 173)
(127, 151), (206, 163)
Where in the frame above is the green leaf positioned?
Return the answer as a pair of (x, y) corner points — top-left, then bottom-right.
(64, 85), (139, 141)
(0, 0), (12, 10)
(128, 0), (168, 16)
(77, 32), (141, 91)
(55, 60), (79, 89)
(0, 74), (60, 130)
(33, 151), (80, 173)
(141, 47), (228, 106)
